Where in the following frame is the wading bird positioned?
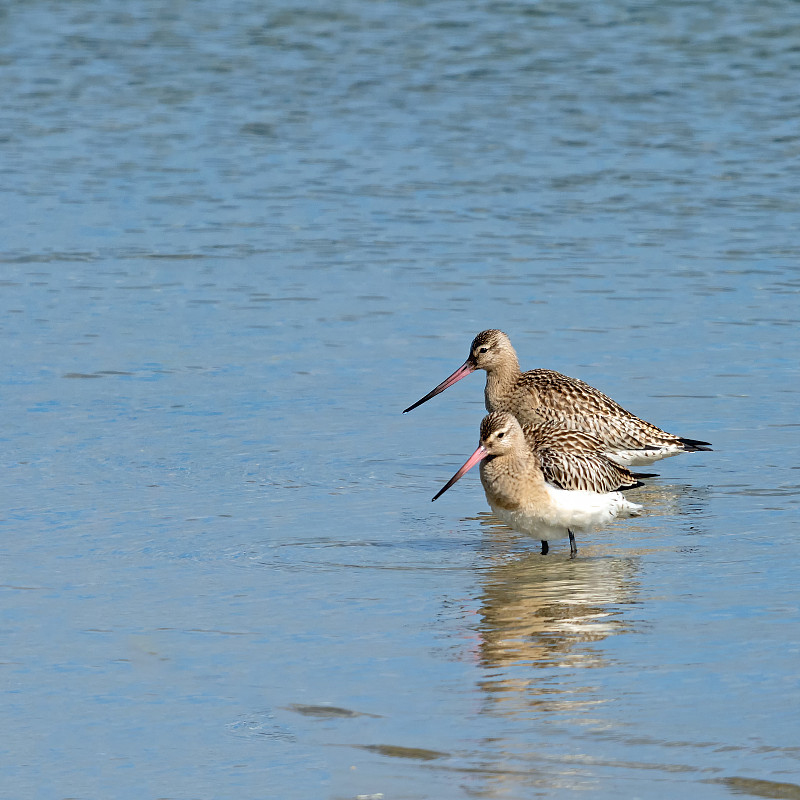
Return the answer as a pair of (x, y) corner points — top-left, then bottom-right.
(433, 412), (645, 556)
(405, 329), (712, 467)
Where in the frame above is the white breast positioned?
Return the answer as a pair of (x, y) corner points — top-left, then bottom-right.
(489, 485), (641, 541)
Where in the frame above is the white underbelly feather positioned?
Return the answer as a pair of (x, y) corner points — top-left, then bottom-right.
(488, 485), (641, 540)
(606, 447), (682, 467)
(489, 503), (573, 540)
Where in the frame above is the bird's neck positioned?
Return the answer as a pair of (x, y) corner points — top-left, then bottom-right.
(484, 354), (522, 411)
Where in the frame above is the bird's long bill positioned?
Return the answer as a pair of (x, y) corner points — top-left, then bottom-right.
(403, 361), (475, 413)
(432, 445), (488, 501)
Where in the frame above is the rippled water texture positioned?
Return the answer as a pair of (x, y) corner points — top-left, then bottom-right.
(2, 1), (799, 798)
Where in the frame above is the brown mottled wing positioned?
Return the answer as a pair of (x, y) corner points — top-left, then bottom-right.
(522, 420), (644, 492)
(526, 370), (636, 418)
(543, 413), (682, 450)
(524, 370), (682, 445)
(537, 448), (642, 493)
(523, 420), (609, 454)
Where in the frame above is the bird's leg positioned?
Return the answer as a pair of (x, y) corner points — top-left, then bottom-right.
(568, 530), (578, 558)
(540, 540), (549, 555)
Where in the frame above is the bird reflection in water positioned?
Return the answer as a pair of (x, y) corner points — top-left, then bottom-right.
(464, 477), (708, 715)
(474, 520), (639, 688)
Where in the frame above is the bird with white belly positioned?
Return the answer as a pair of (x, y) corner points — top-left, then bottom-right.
(433, 412), (644, 556)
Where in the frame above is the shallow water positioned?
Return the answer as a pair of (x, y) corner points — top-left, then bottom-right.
(2, 1), (800, 798)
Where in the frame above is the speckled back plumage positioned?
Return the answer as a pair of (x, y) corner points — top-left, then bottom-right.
(511, 368), (632, 419)
(522, 420), (647, 494)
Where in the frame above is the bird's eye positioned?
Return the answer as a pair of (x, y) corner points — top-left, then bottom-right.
(479, 346), (488, 354)
(496, 431), (505, 439)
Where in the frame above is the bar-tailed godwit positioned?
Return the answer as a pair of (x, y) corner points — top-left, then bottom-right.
(404, 329), (711, 466)
(433, 412), (644, 556)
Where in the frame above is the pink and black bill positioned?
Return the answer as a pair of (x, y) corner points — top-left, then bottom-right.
(432, 444), (488, 501)
(403, 359), (475, 413)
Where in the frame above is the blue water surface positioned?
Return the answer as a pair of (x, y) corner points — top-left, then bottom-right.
(2, 1), (799, 798)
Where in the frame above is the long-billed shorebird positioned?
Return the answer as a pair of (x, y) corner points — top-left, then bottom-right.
(433, 412), (644, 556)
(404, 329), (712, 466)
